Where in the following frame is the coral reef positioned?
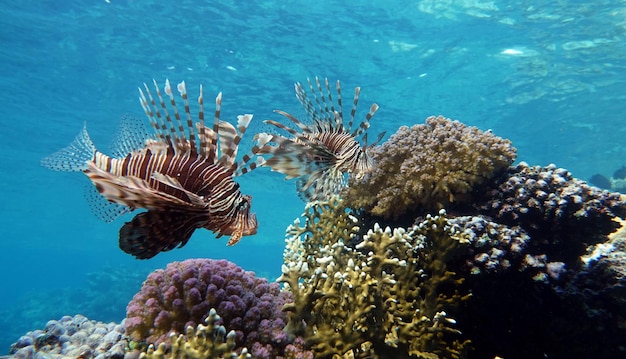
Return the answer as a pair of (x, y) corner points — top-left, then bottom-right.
(475, 162), (626, 269)
(279, 198), (471, 358)
(125, 258), (292, 357)
(9, 315), (127, 359)
(139, 308), (250, 359)
(344, 115), (516, 220)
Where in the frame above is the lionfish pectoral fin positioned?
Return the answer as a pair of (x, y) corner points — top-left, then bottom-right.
(41, 123), (96, 172)
(119, 210), (198, 259)
(86, 163), (194, 210)
(151, 172), (207, 207)
(226, 229), (243, 246)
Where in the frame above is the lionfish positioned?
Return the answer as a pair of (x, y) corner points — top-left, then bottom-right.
(42, 80), (267, 259)
(256, 77), (385, 201)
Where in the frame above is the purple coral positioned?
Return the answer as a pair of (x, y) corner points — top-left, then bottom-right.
(125, 258), (292, 357)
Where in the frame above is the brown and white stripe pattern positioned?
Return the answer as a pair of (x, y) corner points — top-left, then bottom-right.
(42, 79), (264, 259)
(257, 77), (385, 202)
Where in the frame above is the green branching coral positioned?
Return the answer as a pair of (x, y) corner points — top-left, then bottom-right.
(279, 198), (471, 358)
(140, 308), (251, 359)
(344, 116), (517, 220)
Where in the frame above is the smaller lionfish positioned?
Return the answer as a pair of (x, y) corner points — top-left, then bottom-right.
(256, 77), (385, 201)
(42, 80), (267, 259)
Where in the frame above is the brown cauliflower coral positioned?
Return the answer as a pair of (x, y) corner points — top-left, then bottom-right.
(345, 115), (516, 219)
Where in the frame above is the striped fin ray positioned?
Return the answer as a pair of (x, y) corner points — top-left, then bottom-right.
(294, 81), (318, 123)
(347, 86), (360, 132)
(272, 110), (312, 134)
(196, 84), (208, 157)
(208, 92), (222, 161)
(306, 77), (334, 123)
(138, 82), (170, 146)
(175, 81), (198, 153)
(151, 172), (208, 207)
(295, 77), (340, 130)
(263, 116), (332, 156)
(351, 102), (379, 138)
(256, 132), (333, 180)
(231, 131), (273, 177)
(216, 120), (239, 169)
(311, 77), (343, 130)
(162, 79), (191, 154)
(85, 163), (198, 211)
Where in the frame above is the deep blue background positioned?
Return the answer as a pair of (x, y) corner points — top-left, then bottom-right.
(1, 0), (625, 350)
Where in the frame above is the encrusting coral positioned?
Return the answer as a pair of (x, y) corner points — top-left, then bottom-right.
(279, 197), (471, 358)
(475, 162), (626, 269)
(125, 258), (292, 357)
(344, 115), (516, 220)
(9, 315), (127, 359)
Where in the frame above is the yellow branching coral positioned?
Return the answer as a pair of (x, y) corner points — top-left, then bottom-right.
(279, 198), (471, 358)
(140, 308), (250, 359)
(344, 116), (517, 219)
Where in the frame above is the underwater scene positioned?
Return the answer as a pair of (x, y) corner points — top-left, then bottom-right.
(1, 0), (626, 358)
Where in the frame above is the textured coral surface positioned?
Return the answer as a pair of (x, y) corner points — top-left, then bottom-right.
(344, 115), (516, 220)
(9, 315), (127, 359)
(125, 258), (291, 357)
(279, 199), (471, 358)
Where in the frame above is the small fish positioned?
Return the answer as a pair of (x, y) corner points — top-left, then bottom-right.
(42, 79), (267, 259)
(256, 77), (385, 201)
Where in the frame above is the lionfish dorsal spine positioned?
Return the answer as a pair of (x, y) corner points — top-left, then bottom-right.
(139, 83), (169, 145)
(351, 102), (379, 138)
(197, 84), (207, 157)
(175, 81), (198, 153)
(151, 79), (182, 151)
(347, 86), (361, 132)
(164, 79), (195, 154)
(207, 92), (222, 162)
(216, 114), (265, 175)
(216, 120), (239, 169)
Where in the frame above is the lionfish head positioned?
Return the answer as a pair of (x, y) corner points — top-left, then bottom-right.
(220, 195), (258, 246)
(349, 145), (375, 179)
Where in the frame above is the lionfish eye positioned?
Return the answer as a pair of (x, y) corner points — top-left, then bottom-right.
(237, 198), (249, 211)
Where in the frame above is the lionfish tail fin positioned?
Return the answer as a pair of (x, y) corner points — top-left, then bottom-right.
(119, 210), (197, 259)
(41, 123), (97, 172)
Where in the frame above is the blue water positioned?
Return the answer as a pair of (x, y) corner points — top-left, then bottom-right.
(1, 0), (625, 351)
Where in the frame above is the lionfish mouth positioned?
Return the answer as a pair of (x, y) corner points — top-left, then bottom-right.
(225, 211), (258, 246)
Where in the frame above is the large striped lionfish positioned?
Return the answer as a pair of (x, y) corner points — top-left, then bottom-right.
(256, 77), (385, 201)
(42, 80), (267, 259)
